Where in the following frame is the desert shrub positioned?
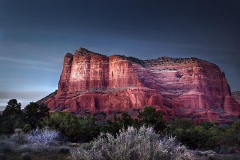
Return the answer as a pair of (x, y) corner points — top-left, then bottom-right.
(17, 144), (49, 153)
(17, 144), (33, 153)
(10, 128), (28, 145)
(167, 118), (194, 131)
(0, 135), (8, 140)
(17, 143), (69, 154)
(0, 114), (25, 134)
(10, 132), (27, 145)
(78, 116), (100, 142)
(103, 112), (136, 136)
(41, 112), (79, 141)
(25, 127), (60, 145)
(71, 126), (194, 160)
(0, 153), (6, 160)
(59, 146), (70, 154)
(42, 112), (100, 142)
(66, 142), (81, 147)
(137, 106), (166, 133)
(20, 152), (32, 160)
(24, 102), (50, 129)
(36, 145), (70, 154)
(103, 107), (166, 136)
(0, 141), (15, 153)
(218, 121), (240, 147)
(45, 141), (62, 147)
(167, 118), (220, 149)
(23, 124), (31, 133)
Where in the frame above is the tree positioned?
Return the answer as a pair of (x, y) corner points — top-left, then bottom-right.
(167, 118), (193, 131)
(41, 111), (79, 141)
(103, 115), (122, 136)
(78, 116), (100, 142)
(137, 106), (166, 133)
(2, 99), (22, 116)
(24, 102), (49, 129)
(119, 112), (135, 129)
(1, 114), (25, 134)
(167, 118), (221, 149)
(219, 121), (240, 147)
(0, 99), (24, 134)
(42, 112), (100, 142)
(103, 112), (135, 136)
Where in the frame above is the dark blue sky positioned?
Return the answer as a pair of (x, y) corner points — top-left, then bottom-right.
(0, 0), (240, 110)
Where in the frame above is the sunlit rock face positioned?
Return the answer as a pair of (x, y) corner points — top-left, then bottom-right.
(44, 47), (240, 123)
(232, 91), (240, 105)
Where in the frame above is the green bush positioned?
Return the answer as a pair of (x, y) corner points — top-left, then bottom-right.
(42, 112), (100, 142)
(137, 106), (166, 133)
(24, 102), (50, 129)
(41, 112), (79, 141)
(78, 116), (100, 142)
(167, 118), (219, 149)
(103, 106), (166, 136)
(103, 112), (135, 136)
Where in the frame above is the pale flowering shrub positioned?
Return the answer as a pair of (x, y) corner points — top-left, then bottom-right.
(10, 128), (28, 145)
(71, 126), (195, 160)
(25, 127), (60, 145)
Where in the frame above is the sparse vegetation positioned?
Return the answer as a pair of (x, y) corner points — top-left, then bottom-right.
(25, 127), (60, 145)
(41, 111), (100, 142)
(24, 102), (50, 129)
(1, 99), (240, 159)
(71, 126), (194, 160)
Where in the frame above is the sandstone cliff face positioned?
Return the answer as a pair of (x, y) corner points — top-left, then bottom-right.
(44, 48), (240, 123)
(232, 91), (240, 105)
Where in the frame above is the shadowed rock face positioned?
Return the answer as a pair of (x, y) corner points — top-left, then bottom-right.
(232, 91), (240, 105)
(44, 47), (240, 123)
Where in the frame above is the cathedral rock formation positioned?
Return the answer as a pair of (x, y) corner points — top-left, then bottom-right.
(43, 47), (240, 123)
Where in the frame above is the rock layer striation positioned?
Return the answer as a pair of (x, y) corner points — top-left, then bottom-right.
(44, 48), (240, 123)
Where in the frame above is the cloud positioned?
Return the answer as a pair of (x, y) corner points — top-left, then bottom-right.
(0, 79), (34, 84)
(0, 56), (59, 72)
(0, 90), (52, 111)
(0, 56), (50, 67)
(0, 30), (3, 46)
(0, 91), (51, 100)
(0, 107), (5, 112)
(153, 41), (239, 53)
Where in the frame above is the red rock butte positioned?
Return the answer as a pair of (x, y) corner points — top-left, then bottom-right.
(43, 47), (240, 123)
